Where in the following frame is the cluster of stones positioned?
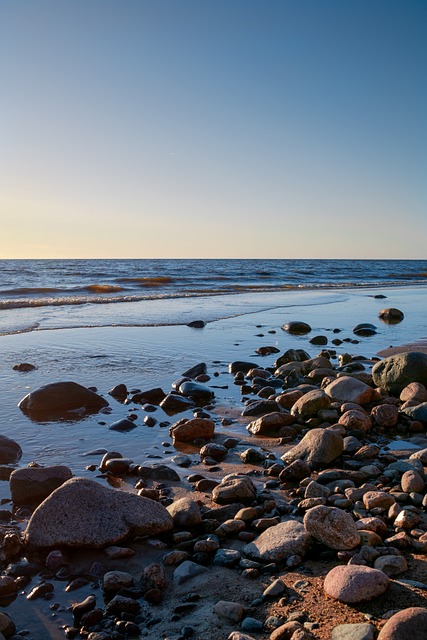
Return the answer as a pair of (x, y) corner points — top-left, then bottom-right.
(2, 319), (427, 639)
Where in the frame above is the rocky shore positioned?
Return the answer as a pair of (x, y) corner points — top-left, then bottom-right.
(1, 308), (427, 640)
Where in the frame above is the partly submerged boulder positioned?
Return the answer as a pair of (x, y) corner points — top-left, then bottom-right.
(25, 477), (173, 549)
(18, 381), (108, 421)
(0, 434), (22, 464)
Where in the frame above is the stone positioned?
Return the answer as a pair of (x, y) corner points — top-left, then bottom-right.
(173, 560), (208, 585)
(10, 465), (73, 505)
(242, 400), (281, 417)
(108, 384), (128, 399)
(169, 418), (215, 442)
(160, 393), (194, 414)
(179, 381), (214, 402)
(324, 376), (376, 405)
(18, 381), (108, 420)
(281, 428), (343, 469)
(0, 612), (16, 637)
(331, 623), (375, 640)
(377, 607), (427, 640)
(243, 520), (312, 563)
(25, 477), (173, 548)
(102, 571), (134, 591)
(108, 418), (136, 431)
(187, 320), (206, 328)
(270, 621), (304, 640)
(402, 402), (427, 424)
(353, 323), (377, 337)
(13, 362), (36, 372)
(247, 412), (294, 436)
(374, 555), (408, 576)
(281, 321), (312, 335)
(400, 469), (425, 493)
(372, 352), (427, 394)
(324, 565), (389, 603)
(137, 464), (180, 480)
(304, 506), (360, 550)
(0, 435), (22, 464)
(214, 600), (246, 623)
(290, 390), (331, 418)
(362, 491), (396, 510)
(371, 404), (399, 428)
(378, 308), (404, 323)
(229, 361), (259, 374)
(166, 497), (202, 528)
(212, 475), (256, 505)
(339, 410), (372, 432)
(400, 382), (427, 403)
(200, 443), (228, 460)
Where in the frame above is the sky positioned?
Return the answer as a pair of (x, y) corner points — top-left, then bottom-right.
(1, 0), (426, 259)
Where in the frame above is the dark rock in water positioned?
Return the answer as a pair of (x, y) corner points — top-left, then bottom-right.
(182, 362), (207, 378)
(229, 361), (259, 374)
(242, 400), (280, 417)
(378, 307), (404, 324)
(13, 363), (37, 372)
(274, 349), (310, 368)
(255, 346), (281, 355)
(179, 381), (214, 402)
(131, 387), (166, 404)
(25, 477), (173, 549)
(10, 465), (73, 505)
(309, 335), (328, 345)
(160, 393), (194, 415)
(281, 321), (311, 335)
(373, 294), (387, 299)
(187, 320), (206, 328)
(18, 381), (109, 421)
(109, 384), (128, 399)
(0, 435), (22, 464)
(172, 455), (192, 468)
(137, 464), (180, 481)
(109, 419), (137, 431)
(353, 323), (377, 337)
(372, 352), (427, 394)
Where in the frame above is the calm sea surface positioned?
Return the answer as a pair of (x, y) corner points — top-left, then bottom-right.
(0, 259), (426, 335)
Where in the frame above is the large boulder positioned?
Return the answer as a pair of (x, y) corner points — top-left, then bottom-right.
(291, 389), (331, 418)
(25, 477), (173, 549)
(372, 352), (427, 395)
(10, 465), (73, 505)
(377, 607), (427, 640)
(303, 505), (360, 550)
(18, 381), (108, 421)
(324, 376), (376, 405)
(281, 428), (343, 469)
(243, 520), (311, 563)
(324, 565), (389, 603)
(0, 435), (22, 464)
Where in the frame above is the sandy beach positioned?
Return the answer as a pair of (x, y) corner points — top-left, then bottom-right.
(1, 285), (427, 640)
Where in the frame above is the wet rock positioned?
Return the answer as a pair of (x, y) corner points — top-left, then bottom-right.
(372, 352), (427, 394)
(0, 435), (22, 464)
(160, 393), (194, 414)
(281, 428), (343, 469)
(187, 320), (206, 328)
(242, 400), (281, 417)
(167, 497), (202, 528)
(13, 362), (36, 372)
(291, 389), (331, 418)
(0, 575), (18, 597)
(18, 381), (108, 420)
(339, 410), (372, 432)
(25, 477), (173, 548)
(243, 520), (312, 563)
(304, 505), (360, 550)
(170, 418), (215, 443)
(10, 465), (73, 505)
(353, 323), (377, 337)
(324, 565), (389, 603)
(324, 376), (376, 405)
(274, 349), (310, 368)
(104, 458), (132, 475)
(179, 381), (214, 402)
(378, 308), (404, 323)
(247, 412), (294, 436)
(137, 464), (180, 480)
(212, 475), (256, 505)
(377, 607), (427, 639)
(108, 418), (137, 431)
(108, 384), (128, 399)
(281, 321), (312, 335)
(200, 443), (228, 460)
(229, 361), (259, 374)
(132, 387), (166, 404)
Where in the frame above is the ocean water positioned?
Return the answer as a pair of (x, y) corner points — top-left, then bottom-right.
(0, 258), (426, 335)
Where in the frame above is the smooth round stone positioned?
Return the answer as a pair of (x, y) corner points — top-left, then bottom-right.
(324, 565), (390, 603)
(374, 555), (408, 576)
(281, 321), (312, 335)
(102, 571), (134, 592)
(304, 506), (360, 550)
(377, 607), (427, 639)
(378, 308), (404, 324)
(353, 323), (377, 336)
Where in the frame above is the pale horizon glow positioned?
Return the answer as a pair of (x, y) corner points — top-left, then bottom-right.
(1, 0), (426, 260)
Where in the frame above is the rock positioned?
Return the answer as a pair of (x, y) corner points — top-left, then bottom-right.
(281, 321), (312, 335)
(102, 571), (134, 591)
(109, 418), (136, 431)
(402, 402), (427, 424)
(137, 464), (180, 480)
(279, 459), (311, 483)
(229, 361), (259, 374)
(371, 404), (399, 428)
(0, 612), (16, 637)
(160, 393), (194, 414)
(173, 560), (208, 585)
(167, 498), (202, 528)
(10, 465), (73, 505)
(132, 387), (166, 404)
(353, 323), (377, 337)
(362, 491), (396, 510)
(214, 600), (246, 623)
(281, 428), (343, 469)
(304, 506), (360, 550)
(372, 352), (427, 394)
(377, 607), (427, 639)
(0, 435), (22, 464)
(400, 382), (427, 403)
(25, 477), (173, 548)
(243, 520), (312, 563)
(324, 565), (389, 603)
(338, 410), (372, 432)
(270, 621), (304, 640)
(104, 458), (132, 475)
(228, 633), (257, 640)
(400, 469), (425, 493)
(13, 362), (36, 372)
(247, 412), (294, 436)
(374, 555), (408, 576)
(324, 377), (376, 405)
(187, 321), (206, 329)
(212, 475), (256, 505)
(291, 389), (331, 418)
(331, 623), (376, 640)
(242, 400), (281, 417)
(170, 418), (215, 442)
(378, 308), (404, 323)
(108, 384), (128, 399)
(179, 381), (214, 402)
(142, 563), (166, 591)
(18, 381), (108, 420)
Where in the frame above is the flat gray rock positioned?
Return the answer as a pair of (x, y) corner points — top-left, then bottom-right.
(243, 520), (312, 563)
(25, 477), (173, 549)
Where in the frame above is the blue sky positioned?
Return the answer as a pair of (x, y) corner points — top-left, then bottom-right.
(1, 0), (426, 258)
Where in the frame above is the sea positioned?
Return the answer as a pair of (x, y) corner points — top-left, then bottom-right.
(0, 258), (426, 335)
